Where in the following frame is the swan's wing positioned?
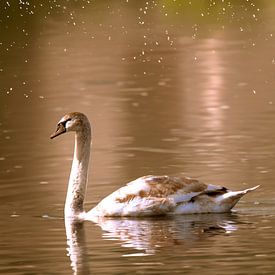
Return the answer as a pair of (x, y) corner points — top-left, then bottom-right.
(127, 175), (228, 202)
(87, 175), (228, 217)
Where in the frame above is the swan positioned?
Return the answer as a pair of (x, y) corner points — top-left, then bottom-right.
(50, 112), (259, 219)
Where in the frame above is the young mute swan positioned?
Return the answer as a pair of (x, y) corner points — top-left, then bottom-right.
(51, 112), (259, 219)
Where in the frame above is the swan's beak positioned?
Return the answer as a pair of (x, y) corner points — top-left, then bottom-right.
(50, 124), (66, 139)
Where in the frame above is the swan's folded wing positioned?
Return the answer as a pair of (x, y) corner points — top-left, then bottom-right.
(126, 175), (222, 204)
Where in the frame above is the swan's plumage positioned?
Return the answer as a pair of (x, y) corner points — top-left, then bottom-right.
(85, 175), (259, 218)
(51, 112), (259, 219)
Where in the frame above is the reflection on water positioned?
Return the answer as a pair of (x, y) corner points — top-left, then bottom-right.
(91, 213), (238, 256)
(65, 213), (239, 274)
(65, 219), (90, 275)
(1, 0), (275, 274)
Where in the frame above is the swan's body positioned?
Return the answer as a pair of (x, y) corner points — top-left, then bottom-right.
(51, 112), (259, 219)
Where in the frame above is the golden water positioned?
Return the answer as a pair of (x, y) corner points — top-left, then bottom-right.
(0, 1), (275, 274)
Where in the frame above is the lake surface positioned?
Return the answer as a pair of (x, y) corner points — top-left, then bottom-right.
(1, 1), (275, 274)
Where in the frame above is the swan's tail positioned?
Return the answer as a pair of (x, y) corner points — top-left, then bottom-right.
(218, 185), (260, 210)
(236, 185), (259, 194)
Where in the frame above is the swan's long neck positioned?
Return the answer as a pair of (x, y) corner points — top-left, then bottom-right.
(65, 124), (91, 218)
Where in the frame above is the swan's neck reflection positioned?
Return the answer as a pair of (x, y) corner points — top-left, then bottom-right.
(65, 218), (90, 275)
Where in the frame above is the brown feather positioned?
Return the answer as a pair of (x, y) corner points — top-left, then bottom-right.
(143, 175), (207, 197)
(115, 175), (208, 204)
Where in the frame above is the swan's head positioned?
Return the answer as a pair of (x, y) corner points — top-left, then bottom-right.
(50, 112), (90, 139)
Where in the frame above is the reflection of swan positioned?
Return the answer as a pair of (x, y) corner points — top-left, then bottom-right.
(64, 214), (240, 273)
(65, 218), (90, 275)
(51, 112), (259, 218)
(90, 213), (239, 255)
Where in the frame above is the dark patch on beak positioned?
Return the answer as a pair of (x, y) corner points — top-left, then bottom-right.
(50, 123), (66, 139)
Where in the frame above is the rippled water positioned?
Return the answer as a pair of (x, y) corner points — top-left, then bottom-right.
(1, 1), (275, 274)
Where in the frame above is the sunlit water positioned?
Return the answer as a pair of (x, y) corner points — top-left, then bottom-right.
(1, 1), (275, 274)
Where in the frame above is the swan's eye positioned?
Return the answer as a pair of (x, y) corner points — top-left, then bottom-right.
(65, 118), (72, 125)
(59, 118), (72, 128)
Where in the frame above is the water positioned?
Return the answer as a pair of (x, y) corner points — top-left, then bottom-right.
(1, 1), (275, 274)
